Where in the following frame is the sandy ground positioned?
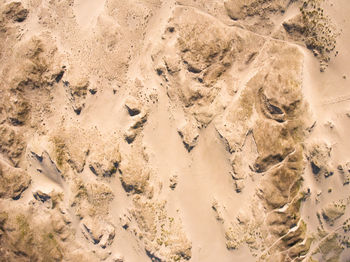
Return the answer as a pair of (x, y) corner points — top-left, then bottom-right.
(1, 0), (350, 261)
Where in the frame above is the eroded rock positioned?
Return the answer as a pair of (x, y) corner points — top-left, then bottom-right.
(131, 196), (192, 261)
(124, 93), (148, 144)
(322, 201), (346, 226)
(2, 1), (29, 23)
(215, 40), (310, 260)
(224, 0), (290, 35)
(224, 0), (289, 21)
(0, 125), (26, 166)
(89, 143), (121, 178)
(307, 142), (334, 178)
(50, 128), (90, 173)
(64, 76), (89, 115)
(118, 150), (152, 196)
(155, 6), (264, 151)
(81, 216), (115, 248)
(280, 0), (338, 71)
(177, 120), (199, 152)
(71, 179), (114, 218)
(0, 160), (30, 199)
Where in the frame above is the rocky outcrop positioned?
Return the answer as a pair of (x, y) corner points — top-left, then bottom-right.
(118, 143), (153, 196)
(81, 216), (115, 248)
(0, 189), (101, 262)
(131, 196), (192, 262)
(322, 201), (346, 226)
(0, 160), (30, 199)
(118, 137), (192, 260)
(215, 40), (311, 260)
(224, 0), (291, 35)
(89, 142), (121, 178)
(278, 0), (338, 71)
(124, 93), (149, 144)
(224, 0), (290, 21)
(64, 77), (89, 115)
(338, 162), (350, 185)
(154, 6), (264, 151)
(307, 141), (334, 178)
(50, 128), (90, 173)
(0, 125), (26, 166)
(223, 0), (338, 71)
(2, 2), (29, 23)
(0, 212), (64, 262)
(0, 31), (63, 166)
(70, 178), (114, 218)
(8, 34), (63, 92)
(177, 120), (199, 152)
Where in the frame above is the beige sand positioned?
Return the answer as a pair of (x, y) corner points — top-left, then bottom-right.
(0, 0), (350, 261)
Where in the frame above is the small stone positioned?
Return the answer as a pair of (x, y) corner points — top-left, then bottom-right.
(113, 256), (124, 262)
(169, 174), (178, 190)
(325, 121), (334, 129)
(89, 88), (97, 95)
(234, 180), (245, 193)
(125, 97), (141, 116)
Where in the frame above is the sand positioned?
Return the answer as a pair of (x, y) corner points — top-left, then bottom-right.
(0, 0), (350, 261)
